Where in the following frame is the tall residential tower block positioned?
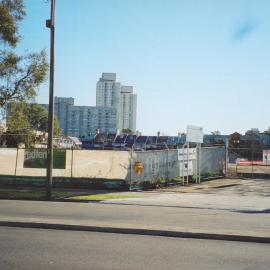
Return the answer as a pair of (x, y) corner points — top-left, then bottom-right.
(96, 73), (137, 132)
(40, 73), (137, 137)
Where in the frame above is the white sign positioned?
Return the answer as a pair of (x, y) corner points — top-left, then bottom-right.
(178, 148), (197, 161)
(186, 125), (204, 143)
(179, 161), (193, 176)
(263, 150), (270, 165)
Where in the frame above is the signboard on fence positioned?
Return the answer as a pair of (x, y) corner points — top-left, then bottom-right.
(179, 160), (193, 176)
(263, 150), (270, 165)
(186, 125), (203, 143)
(178, 148), (197, 161)
(23, 149), (66, 169)
(134, 161), (144, 175)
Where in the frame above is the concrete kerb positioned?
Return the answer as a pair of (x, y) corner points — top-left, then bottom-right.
(0, 197), (103, 203)
(0, 221), (270, 244)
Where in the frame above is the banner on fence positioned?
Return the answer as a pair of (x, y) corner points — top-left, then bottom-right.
(23, 149), (66, 169)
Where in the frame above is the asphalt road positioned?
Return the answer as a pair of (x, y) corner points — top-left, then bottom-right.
(1, 226), (269, 270)
(1, 200), (269, 237)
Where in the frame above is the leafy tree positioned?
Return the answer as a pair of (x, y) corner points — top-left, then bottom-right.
(264, 128), (270, 135)
(245, 129), (260, 136)
(6, 102), (34, 147)
(0, 51), (48, 107)
(0, 122), (5, 145)
(6, 102), (61, 147)
(0, 0), (48, 108)
(211, 130), (221, 135)
(27, 103), (61, 136)
(0, 0), (25, 47)
(28, 103), (48, 131)
(122, 128), (133, 134)
(53, 116), (61, 137)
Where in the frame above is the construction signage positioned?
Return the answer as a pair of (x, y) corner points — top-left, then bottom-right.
(134, 161), (144, 175)
(23, 149), (66, 169)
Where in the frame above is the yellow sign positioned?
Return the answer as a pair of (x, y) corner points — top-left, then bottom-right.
(134, 162), (144, 175)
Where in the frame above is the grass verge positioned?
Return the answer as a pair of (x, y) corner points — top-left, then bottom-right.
(68, 194), (139, 201)
(0, 190), (139, 201)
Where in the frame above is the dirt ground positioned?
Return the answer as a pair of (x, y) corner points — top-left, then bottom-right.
(155, 178), (270, 197)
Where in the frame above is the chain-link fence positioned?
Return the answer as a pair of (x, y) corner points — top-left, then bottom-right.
(0, 146), (228, 189)
(200, 146), (226, 177)
(129, 146), (226, 189)
(228, 147), (270, 179)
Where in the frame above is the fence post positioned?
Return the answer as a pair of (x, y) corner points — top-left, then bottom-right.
(167, 148), (169, 180)
(251, 146), (254, 178)
(182, 143), (186, 185)
(164, 143), (169, 181)
(225, 140), (229, 177)
(14, 147), (19, 176)
(71, 148), (74, 178)
(196, 144), (200, 184)
(198, 144), (201, 184)
(195, 144), (198, 184)
(129, 146), (133, 191)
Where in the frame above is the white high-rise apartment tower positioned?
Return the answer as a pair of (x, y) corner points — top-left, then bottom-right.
(120, 86), (137, 131)
(96, 73), (137, 132)
(96, 73), (121, 107)
(96, 73), (121, 128)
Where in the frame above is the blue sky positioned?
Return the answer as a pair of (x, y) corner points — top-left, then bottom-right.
(18, 0), (270, 135)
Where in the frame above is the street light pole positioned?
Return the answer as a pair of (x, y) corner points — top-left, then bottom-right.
(46, 0), (56, 199)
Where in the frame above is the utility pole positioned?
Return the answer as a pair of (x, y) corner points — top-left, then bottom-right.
(46, 0), (56, 199)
